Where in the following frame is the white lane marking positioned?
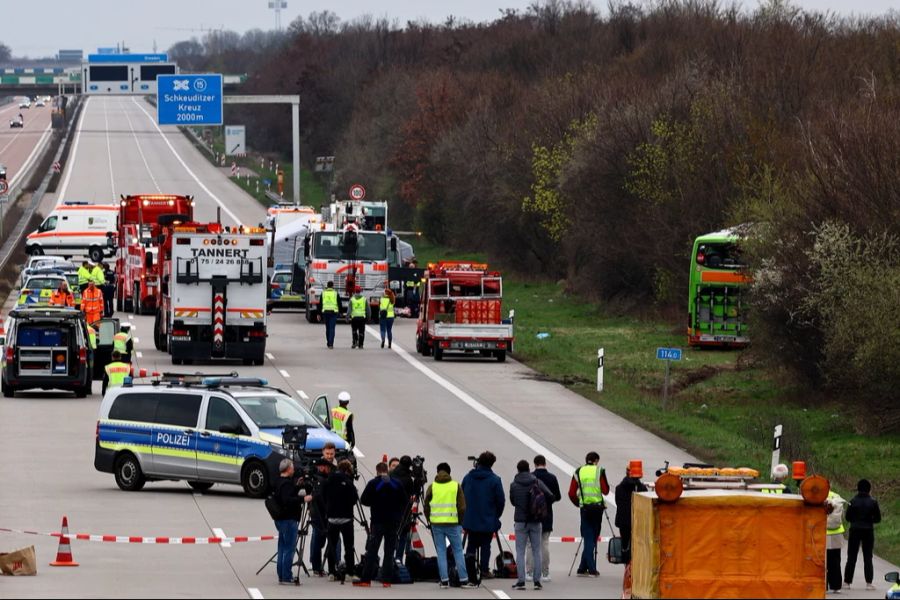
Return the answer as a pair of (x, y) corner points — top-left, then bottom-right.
(212, 527), (231, 548)
(133, 337), (140, 343)
(122, 99), (161, 192)
(366, 325), (616, 508)
(248, 589), (264, 599)
(58, 96), (90, 199)
(265, 352), (274, 360)
(491, 591), (512, 600)
(127, 315), (133, 320)
(279, 369), (290, 378)
(136, 351), (143, 358)
(297, 390), (309, 401)
(103, 98), (116, 197)
(132, 98), (240, 223)
(353, 447), (365, 459)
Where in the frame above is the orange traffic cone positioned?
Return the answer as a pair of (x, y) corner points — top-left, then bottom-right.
(50, 515), (79, 567)
(409, 505), (426, 558)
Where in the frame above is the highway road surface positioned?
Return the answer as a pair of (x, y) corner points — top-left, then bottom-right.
(0, 96), (895, 599)
(0, 97), (53, 192)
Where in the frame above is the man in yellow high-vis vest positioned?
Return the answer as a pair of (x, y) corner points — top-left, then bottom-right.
(349, 286), (369, 349)
(379, 288), (395, 349)
(113, 323), (133, 363)
(425, 462), (475, 588)
(568, 451), (610, 577)
(321, 281), (341, 349)
(825, 490), (846, 593)
(330, 391), (356, 447)
(103, 351), (131, 395)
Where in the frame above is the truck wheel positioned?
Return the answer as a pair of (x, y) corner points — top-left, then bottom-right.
(133, 284), (140, 315)
(114, 453), (146, 492)
(172, 357), (183, 365)
(116, 291), (124, 312)
(496, 350), (507, 363)
(434, 348), (444, 361)
(1, 378), (14, 398)
(89, 246), (104, 263)
(153, 312), (163, 350)
(241, 460), (270, 498)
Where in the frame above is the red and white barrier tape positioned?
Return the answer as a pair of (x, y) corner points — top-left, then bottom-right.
(0, 527), (274, 545)
(499, 534), (612, 543)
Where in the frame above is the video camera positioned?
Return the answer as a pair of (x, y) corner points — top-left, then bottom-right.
(411, 455), (427, 487)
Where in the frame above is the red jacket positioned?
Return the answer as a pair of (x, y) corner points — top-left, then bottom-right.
(568, 465), (610, 507)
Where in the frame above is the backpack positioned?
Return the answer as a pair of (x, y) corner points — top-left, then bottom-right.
(264, 493), (283, 521)
(527, 481), (549, 522)
(494, 535), (518, 579)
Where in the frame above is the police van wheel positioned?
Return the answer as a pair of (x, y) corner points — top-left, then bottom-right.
(188, 481), (214, 492)
(241, 461), (269, 498)
(74, 385), (88, 398)
(115, 453), (146, 492)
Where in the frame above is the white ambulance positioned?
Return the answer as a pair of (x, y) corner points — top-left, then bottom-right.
(26, 202), (118, 262)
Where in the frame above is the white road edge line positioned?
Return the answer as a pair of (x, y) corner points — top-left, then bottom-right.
(353, 447), (365, 459)
(265, 352), (274, 360)
(491, 590), (512, 600)
(247, 588), (264, 599)
(366, 325), (616, 508)
(279, 369), (290, 378)
(103, 98), (116, 197)
(132, 98), (240, 223)
(58, 96), (90, 199)
(122, 98), (162, 192)
(136, 351), (143, 358)
(212, 527), (231, 548)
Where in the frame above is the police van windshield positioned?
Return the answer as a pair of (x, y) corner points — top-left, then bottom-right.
(313, 232), (387, 261)
(236, 394), (322, 429)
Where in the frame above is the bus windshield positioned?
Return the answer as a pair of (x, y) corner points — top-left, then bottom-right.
(312, 232), (387, 261)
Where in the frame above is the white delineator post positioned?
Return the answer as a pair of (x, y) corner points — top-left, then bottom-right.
(770, 424), (783, 478)
(597, 348), (604, 392)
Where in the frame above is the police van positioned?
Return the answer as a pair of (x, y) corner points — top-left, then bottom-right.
(26, 202), (118, 263)
(94, 375), (351, 497)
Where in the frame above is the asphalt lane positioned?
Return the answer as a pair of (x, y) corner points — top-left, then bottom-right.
(0, 97), (52, 189)
(1, 96), (894, 599)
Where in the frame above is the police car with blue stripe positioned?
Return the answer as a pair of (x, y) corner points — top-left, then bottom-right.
(94, 374), (352, 497)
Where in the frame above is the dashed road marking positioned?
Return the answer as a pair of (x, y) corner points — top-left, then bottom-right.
(136, 351), (143, 358)
(248, 589), (264, 599)
(279, 369), (290, 378)
(212, 527), (231, 548)
(297, 390), (309, 401)
(265, 352), (274, 360)
(134, 337), (140, 343)
(353, 447), (365, 459)
(491, 590), (512, 599)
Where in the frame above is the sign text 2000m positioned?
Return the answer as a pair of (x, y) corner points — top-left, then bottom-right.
(161, 93), (217, 122)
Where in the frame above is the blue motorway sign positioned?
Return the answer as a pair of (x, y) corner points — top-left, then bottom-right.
(656, 347), (683, 361)
(88, 53), (168, 63)
(157, 74), (223, 126)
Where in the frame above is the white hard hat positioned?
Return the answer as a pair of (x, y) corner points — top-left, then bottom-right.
(772, 463), (789, 480)
(338, 391), (351, 403)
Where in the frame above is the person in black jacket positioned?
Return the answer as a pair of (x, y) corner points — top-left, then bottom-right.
(272, 459), (311, 585)
(308, 459), (334, 576)
(615, 461), (648, 598)
(844, 479), (882, 590)
(390, 455), (417, 562)
(354, 462), (408, 585)
(526, 455), (561, 582)
(323, 459), (360, 579)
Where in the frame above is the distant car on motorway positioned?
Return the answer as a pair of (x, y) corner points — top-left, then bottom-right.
(20, 255), (70, 286)
(9, 115), (23, 128)
(18, 100), (30, 109)
(35, 99), (46, 108)
(94, 377), (352, 497)
(17, 274), (67, 307)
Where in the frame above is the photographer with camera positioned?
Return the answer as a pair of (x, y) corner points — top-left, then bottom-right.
(307, 458), (334, 577)
(323, 459), (360, 580)
(354, 461), (408, 586)
(462, 451), (505, 581)
(268, 458), (312, 585)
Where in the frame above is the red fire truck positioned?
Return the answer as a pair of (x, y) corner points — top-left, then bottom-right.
(115, 194), (194, 315)
(415, 262), (514, 362)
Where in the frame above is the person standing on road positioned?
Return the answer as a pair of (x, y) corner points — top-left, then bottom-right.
(509, 460), (552, 591)
(113, 323), (133, 364)
(102, 351), (131, 395)
(350, 286), (369, 349)
(77, 261), (92, 293)
(355, 461), (408, 586)
(308, 458), (334, 577)
(323, 460), (359, 580)
(271, 458), (312, 585)
(379, 288), (396, 349)
(330, 391), (356, 448)
(569, 451), (610, 577)
(462, 451), (505, 581)
(527, 455), (561, 582)
(424, 462), (476, 589)
(825, 490), (846, 594)
(392, 455), (417, 563)
(321, 281), (341, 349)
(81, 280), (104, 325)
(844, 479), (881, 590)
(90, 261), (106, 288)
(49, 280), (75, 307)
(101, 262), (116, 317)
(614, 460), (648, 598)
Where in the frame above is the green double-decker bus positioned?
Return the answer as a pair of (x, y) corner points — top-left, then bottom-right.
(688, 227), (750, 348)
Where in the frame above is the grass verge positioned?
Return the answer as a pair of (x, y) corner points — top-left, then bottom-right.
(413, 239), (900, 564)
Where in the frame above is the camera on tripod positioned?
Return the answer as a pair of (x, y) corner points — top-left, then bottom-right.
(411, 455), (427, 486)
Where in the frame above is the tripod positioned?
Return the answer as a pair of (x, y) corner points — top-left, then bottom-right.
(257, 501), (312, 581)
(568, 507), (606, 577)
(395, 485), (428, 563)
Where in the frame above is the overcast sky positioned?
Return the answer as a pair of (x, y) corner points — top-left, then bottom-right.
(5, 0), (898, 58)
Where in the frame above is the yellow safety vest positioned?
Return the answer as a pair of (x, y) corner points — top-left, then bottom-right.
(113, 332), (130, 354)
(762, 487), (784, 494)
(429, 481), (460, 524)
(331, 406), (351, 440)
(90, 267), (106, 285)
(321, 288), (338, 313)
(379, 296), (395, 319)
(350, 295), (367, 319)
(77, 266), (91, 286)
(577, 465), (605, 507)
(105, 361), (131, 388)
(827, 491), (846, 535)
(87, 326), (97, 350)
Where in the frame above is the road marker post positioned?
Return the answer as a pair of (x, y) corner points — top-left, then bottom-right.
(597, 348), (604, 393)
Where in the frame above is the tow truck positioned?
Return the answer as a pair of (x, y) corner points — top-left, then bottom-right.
(115, 194), (194, 315)
(415, 262), (514, 362)
(153, 220), (269, 365)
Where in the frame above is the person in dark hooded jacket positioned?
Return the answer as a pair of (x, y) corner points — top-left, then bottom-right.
(844, 479), (882, 590)
(509, 460), (552, 590)
(462, 451), (505, 579)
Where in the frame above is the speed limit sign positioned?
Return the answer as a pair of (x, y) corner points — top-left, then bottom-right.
(0, 179), (9, 196)
(349, 184), (366, 201)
